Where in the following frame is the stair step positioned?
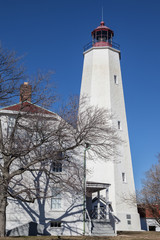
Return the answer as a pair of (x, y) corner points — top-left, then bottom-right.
(92, 229), (113, 232)
(92, 226), (113, 230)
(91, 221), (115, 236)
(92, 229), (114, 232)
(92, 233), (116, 236)
(92, 232), (114, 235)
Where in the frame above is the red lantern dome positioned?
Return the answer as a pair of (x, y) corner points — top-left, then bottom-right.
(91, 21), (114, 47)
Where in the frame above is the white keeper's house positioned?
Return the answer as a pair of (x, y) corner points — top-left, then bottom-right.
(2, 20), (140, 236)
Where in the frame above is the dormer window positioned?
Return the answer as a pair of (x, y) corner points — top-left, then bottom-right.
(8, 116), (14, 128)
(7, 116), (15, 135)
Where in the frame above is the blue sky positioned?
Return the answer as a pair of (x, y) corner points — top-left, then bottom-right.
(0, 0), (160, 190)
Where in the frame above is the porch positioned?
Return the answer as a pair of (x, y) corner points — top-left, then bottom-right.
(85, 181), (116, 236)
(86, 181), (111, 221)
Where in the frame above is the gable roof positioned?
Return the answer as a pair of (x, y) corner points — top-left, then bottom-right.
(1, 101), (55, 115)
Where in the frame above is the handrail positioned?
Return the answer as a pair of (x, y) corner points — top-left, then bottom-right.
(109, 211), (120, 224)
(86, 209), (92, 235)
(83, 40), (120, 52)
(109, 212), (117, 233)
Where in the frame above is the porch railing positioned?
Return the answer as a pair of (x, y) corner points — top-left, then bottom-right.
(90, 207), (109, 221)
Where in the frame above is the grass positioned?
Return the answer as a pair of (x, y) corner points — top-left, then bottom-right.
(1, 231), (160, 240)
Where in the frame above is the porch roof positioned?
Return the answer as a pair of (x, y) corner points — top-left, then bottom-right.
(86, 181), (110, 193)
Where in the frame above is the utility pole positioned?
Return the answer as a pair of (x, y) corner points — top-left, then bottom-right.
(83, 142), (90, 235)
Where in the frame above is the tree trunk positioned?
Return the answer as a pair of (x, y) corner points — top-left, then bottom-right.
(0, 185), (7, 237)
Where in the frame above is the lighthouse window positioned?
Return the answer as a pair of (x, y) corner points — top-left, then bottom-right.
(96, 31), (101, 41)
(118, 121), (121, 130)
(114, 75), (118, 84)
(126, 214), (131, 225)
(102, 31), (107, 41)
(108, 32), (112, 40)
(122, 172), (126, 183)
(126, 214), (131, 219)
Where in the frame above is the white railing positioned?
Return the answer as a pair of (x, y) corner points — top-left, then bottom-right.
(90, 207), (108, 220)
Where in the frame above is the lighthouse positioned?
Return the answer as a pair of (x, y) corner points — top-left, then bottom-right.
(80, 21), (141, 232)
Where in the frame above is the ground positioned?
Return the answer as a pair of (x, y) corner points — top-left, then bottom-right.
(2, 232), (160, 240)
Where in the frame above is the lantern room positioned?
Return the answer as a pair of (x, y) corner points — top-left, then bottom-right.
(91, 21), (114, 47)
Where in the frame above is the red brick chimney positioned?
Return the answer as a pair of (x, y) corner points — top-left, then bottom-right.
(20, 82), (32, 102)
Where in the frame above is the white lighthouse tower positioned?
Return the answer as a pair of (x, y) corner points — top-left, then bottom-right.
(80, 21), (140, 233)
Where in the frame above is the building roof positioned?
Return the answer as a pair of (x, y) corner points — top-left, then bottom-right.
(138, 205), (160, 218)
(0, 101), (55, 115)
(91, 21), (114, 36)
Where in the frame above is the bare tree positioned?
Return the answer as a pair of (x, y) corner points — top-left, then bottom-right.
(0, 46), (25, 106)
(137, 155), (160, 226)
(0, 46), (55, 108)
(0, 98), (120, 237)
(0, 46), (120, 237)
(0, 45), (54, 236)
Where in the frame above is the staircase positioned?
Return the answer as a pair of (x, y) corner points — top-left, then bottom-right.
(91, 220), (115, 236)
(88, 206), (116, 236)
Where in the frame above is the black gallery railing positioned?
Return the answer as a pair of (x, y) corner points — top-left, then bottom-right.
(83, 40), (120, 52)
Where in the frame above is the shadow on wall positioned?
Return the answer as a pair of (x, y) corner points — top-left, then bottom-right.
(7, 200), (83, 236)
(7, 165), (83, 236)
(7, 222), (45, 236)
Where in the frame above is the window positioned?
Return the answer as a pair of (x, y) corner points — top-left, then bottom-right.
(126, 214), (131, 225)
(7, 116), (15, 135)
(114, 75), (118, 84)
(50, 221), (61, 228)
(126, 214), (131, 219)
(51, 188), (62, 210)
(52, 151), (63, 172)
(149, 226), (156, 231)
(52, 162), (62, 172)
(122, 172), (126, 183)
(118, 121), (121, 130)
(96, 31), (102, 41)
(8, 117), (15, 128)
